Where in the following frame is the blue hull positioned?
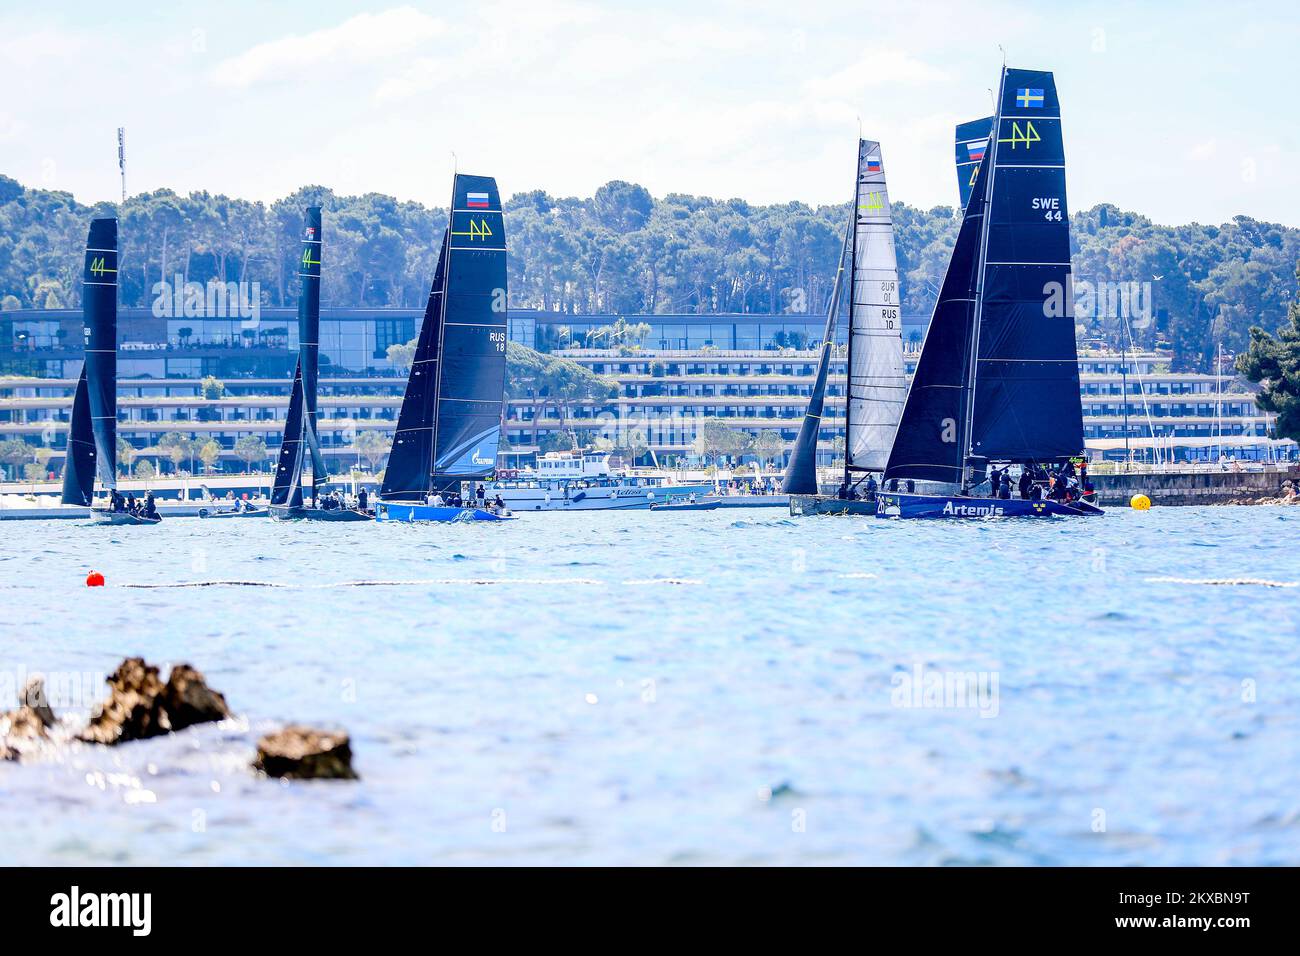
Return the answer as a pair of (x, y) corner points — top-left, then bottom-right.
(875, 492), (1103, 519)
(375, 502), (515, 523)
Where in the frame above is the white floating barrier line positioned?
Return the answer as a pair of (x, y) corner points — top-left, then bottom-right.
(120, 577), (607, 589)
(620, 578), (702, 585)
(1145, 576), (1299, 589)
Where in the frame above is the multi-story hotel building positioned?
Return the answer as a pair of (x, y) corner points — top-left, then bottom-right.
(0, 307), (1291, 475)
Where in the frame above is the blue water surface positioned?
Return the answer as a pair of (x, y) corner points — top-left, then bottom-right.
(1, 506), (1298, 865)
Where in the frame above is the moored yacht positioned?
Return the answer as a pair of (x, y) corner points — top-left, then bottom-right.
(487, 451), (711, 511)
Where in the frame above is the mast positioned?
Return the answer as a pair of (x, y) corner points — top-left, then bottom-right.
(841, 143), (861, 492)
(960, 65), (1005, 491)
(425, 177), (458, 495)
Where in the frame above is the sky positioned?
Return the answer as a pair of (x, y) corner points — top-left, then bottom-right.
(2, 0), (1297, 226)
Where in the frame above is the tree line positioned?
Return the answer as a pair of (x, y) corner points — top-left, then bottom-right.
(1, 173), (1297, 373)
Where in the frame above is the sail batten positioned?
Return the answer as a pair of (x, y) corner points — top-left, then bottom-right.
(845, 140), (905, 474)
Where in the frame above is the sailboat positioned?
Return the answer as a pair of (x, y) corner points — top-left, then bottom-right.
(875, 67), (1102, 519)
(268, 208), (369, 521)
(61, 218), (159, 525)
(786, 140), (906, 516)
(374, 173), (514, 522)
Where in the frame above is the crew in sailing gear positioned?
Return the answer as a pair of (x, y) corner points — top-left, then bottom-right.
(837, 481), (849, 500)
(358, 489), (368, 512)
(1018, 470), (1033, 499)
(864, 474), (878, 500)
(990, 471), (1001, 498)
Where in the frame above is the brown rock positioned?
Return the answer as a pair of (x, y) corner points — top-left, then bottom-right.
(3, 706), (49, 741)
(254, 726), (358, 780)
(18, 676), (56, 729)
(161, 663), (230, 731)
(78, 657), (170, 745)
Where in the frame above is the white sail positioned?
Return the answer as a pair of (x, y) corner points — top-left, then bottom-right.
(846, 139), (906, 472)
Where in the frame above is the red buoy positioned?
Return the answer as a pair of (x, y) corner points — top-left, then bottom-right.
(86, 570), (105, 587)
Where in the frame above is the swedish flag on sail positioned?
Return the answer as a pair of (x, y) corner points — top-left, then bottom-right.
(1015, 88), (1044, 108)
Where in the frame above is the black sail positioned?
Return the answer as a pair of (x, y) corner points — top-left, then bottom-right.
(381, 231), (448, 501)
(781, 224), (850, 494)
(271, 360), (306, 507)
(954, 116), (992, 213)
(882, 159), (988, 484)
(431, 174), (508, 480)
(382, 174), (507, 500)
(62, 218), (117, 504)
(298, 207), (327, 491)
(271, 208), (325, 506)
(60, 368), (96, 505)
(968, 69), (1083, 462)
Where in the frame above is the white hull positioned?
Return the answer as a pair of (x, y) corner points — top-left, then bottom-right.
(488, 482), (712, 512)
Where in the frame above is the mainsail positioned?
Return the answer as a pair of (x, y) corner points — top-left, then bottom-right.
(780, 223), (850, 495)
(968, 69), (1083, 463)
(844, 140), (906, 474)
(954, 117), (992, 213)
(381, 174), (508, 500)
(884, 67), (1083, 484)
(271, 207), (328, 507)
(62, 218), (118, 506)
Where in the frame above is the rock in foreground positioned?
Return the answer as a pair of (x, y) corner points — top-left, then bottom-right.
(79, 658), (229, 745)
(162, 663), (231, 731)
(254, 726), (358, 780)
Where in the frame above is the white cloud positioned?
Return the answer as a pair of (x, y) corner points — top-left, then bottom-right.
(210, 7), (445, 89)
(804, 50), (949, 98)
(1187, 139), (1217, 161)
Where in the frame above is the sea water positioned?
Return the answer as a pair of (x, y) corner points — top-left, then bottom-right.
(1, 506), (1297, 865)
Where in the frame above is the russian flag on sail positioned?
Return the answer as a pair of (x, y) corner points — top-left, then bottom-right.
(466, 192), (490, 209)
(865, 158), (882, 173)
(967, 141), (986, 161)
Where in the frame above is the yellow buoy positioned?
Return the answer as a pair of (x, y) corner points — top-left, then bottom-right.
(1130, 493), (1151, 511)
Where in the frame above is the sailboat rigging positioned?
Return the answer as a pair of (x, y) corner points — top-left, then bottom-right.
(876, 66), (1101, 519)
